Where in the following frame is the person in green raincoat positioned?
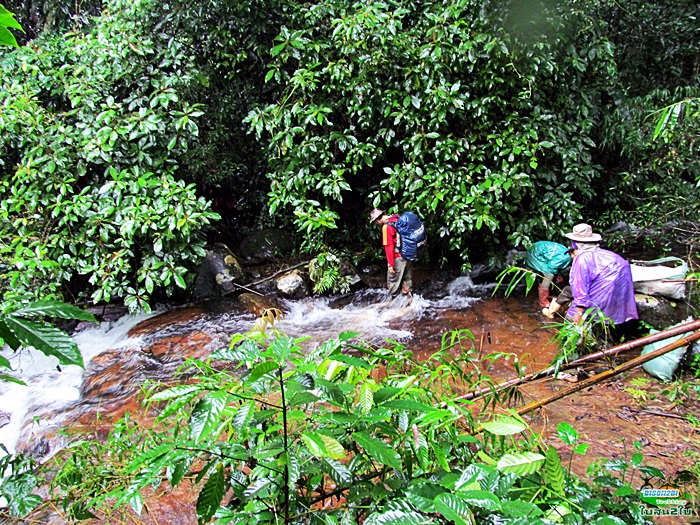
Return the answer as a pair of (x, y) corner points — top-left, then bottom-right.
(525, 240), (572, 309)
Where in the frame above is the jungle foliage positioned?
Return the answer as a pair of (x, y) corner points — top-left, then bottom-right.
(0, 0), (220, 311)
(1, 0), (699, 303)
(9, 325), (667, 524)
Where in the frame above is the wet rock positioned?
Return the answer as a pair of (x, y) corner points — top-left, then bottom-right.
(193, 243), (247, 300)
(129, 306), (207, 337)
(468, 262), (507, 284)
(276, 269), (309, 299)
(237, 228), (294, 263)
(145, 332), (216, 361)
(328, 293), (355, 309)
(60, 304), (128, 335)
(238, 292), (285, 317)
(634, 293), (688, 330)
(17, 436), (51, 459)
(82, 350), (147, 401)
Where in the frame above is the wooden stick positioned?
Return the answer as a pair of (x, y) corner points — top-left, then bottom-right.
(228, 281), (265, 297)
(458, 318), (700, 402)
(223, 261), (310, 296)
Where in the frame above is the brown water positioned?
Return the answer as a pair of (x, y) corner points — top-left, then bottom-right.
(2, 281), (698, 524)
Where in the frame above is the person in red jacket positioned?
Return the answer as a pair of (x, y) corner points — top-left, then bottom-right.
(370, 208), (412, 303)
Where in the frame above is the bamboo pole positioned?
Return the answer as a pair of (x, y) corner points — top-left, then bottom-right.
(458, 318), (700, 402)
(514, 329), (700, 418)
(472, 329), (700, 435)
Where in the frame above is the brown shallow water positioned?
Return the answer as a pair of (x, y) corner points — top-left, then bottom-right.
(3, 287), (699, 524)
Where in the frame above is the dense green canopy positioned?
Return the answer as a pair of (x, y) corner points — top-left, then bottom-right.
(0, 0), (698, 307)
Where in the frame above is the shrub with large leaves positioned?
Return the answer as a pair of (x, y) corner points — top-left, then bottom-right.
(45, 325), (655, 524)
(246, 0), (618, 263)
(0, 0), (219, 311)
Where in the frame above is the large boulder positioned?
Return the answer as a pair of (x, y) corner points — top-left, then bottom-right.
(237, 228), (295, 264)
(193, 243), (247, 300)
(635, 293), (689, 330)
(276, 269), (309, 299)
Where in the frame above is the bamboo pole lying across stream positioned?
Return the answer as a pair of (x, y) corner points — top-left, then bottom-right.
(459, 318), (700, 402)
(514, 329), (700, 418)
(472, 329), (700, 435)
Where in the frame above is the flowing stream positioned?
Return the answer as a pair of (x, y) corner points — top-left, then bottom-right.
(1, 276), (556, 462)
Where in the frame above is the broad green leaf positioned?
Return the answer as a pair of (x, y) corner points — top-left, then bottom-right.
(357, 383), (374, 413)
(286, 451), (300, 489)
(319, 433), (345, 459)
(233, 401), (255, 433)
(0, 7), (23, 30)
(302, 432), (327, 457)
(434, 493), (473, 525)
(289, 391), (320, 406)
(244, 477), (274, 498)
(367, 509), (429, 525)
(190, 390), (228, 442)
(405, 482), (446, 512)
(0, 319), (21, 350)
(456, 490), (501, 510)
(269, 336), (294, 363)
(338, 331), (358, 342)
(543, 504), (571, 523)
(301, 432), (344, 459)
(0, 26), (18, 48)
(247, 360), (278, 384)
(373, 387), (401, 404)
(432, 442), (450, 472)
(314, 377), (346, 405)
(128, 492), (143, 515)
(352, 432), (402, 470)
(500, 499), (542, 518)
(556, 422), (578, 445)
(613, 486), (635, 497)
(329, 353), (373, 369)
(2, 317), (84, 367)
(322, 457), (352, 485)
(480, 416), (526, 436)
(653, 107), (670, 140)
(197, 463), (226, 525)
(496, 452), (546, 476)
(270, 43), (286, 56)
(639, 465), (665, 479)
(174, 273), (186, 289)
(150, 384), (202, 401)
(573, 443), (589, 455)
(169, 457), (193, 487)
(12, 301), (96, 322)
(0, 373), (26, 385)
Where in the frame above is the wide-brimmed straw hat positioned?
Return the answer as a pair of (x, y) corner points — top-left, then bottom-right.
(369, 208), (384, 223)
(564, 223), (602, 243)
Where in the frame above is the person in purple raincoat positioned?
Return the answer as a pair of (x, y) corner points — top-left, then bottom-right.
(564, 223), (638, 326)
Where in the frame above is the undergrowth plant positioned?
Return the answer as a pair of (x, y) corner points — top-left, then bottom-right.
(33, 314), (657, 525)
